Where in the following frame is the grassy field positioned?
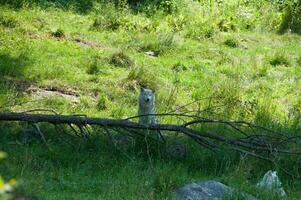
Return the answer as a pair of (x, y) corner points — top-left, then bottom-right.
(0, 0), (301, 199)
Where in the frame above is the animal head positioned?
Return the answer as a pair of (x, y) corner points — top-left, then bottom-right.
(139, 88), (155, 104)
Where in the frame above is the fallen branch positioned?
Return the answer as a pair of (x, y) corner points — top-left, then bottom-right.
(0, 111), (300, 178)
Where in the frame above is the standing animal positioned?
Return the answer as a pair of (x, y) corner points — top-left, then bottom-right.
(138, 88), (158, 125)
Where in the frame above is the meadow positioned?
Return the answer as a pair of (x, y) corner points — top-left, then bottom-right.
(0, 0), (300, 199)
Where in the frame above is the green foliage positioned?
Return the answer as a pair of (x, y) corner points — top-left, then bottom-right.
(86, 60), (99, 75)
(0, 1), (301, 199)
(139, 32), (175, 56)
(279, 0), (301, 34)
(110, 51), (133, 68)
(92, 14), (122, 31)
(269, 53), (290, 67)
(96, 94), (108, 111)
(185, 20), (216, 40)
(223, 37), (239, 48)
(0, 15), (18, 28)
(152, 171), (176, 196)
(127, 66), (159, 91)
(0, 53), (30, 77)
(297, 56), (301, 67)
(51, 28), (65, 38)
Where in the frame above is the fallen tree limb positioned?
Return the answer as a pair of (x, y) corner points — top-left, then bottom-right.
(0, 111), (300, 178)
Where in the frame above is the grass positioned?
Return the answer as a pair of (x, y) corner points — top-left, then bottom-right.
(0, 0), (300, 199)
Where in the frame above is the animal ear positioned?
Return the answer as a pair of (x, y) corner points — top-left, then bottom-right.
(152, 89), (155, 94)
(140, 87), (145, 92)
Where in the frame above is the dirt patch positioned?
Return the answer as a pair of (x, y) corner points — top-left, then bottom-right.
(73, 37), (112, 50)
(26, 86), (80, 103)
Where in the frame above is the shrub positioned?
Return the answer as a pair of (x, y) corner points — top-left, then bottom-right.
(223, 38), (239, 48)
(279, 0), (301, 34)
(269, 53), (290, 67)
(110, 51), (133, 68)
(91, 4), (124, 31)
(86, 60), (99, 75)
(51, 28), (65, 38)
(159, 0), (179, 14)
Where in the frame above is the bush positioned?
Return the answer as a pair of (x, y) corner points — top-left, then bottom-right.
(86, 61), (99, 75)
(269, 53), (290, 67)
(279, 1), (301, 34)
(51, 28), (65, 38)
(224, 38), (239, 48)
(91, 4), (124, 31)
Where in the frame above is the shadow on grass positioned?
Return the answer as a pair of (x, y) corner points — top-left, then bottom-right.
(0, 52), (32, 108)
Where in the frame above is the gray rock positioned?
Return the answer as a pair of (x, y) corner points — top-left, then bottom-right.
(173, 180), (257, 200)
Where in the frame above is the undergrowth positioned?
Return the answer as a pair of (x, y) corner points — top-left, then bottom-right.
(0, 0), (300, 199)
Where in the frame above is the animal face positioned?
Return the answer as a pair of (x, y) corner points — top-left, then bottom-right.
(140, 88), (155, 103)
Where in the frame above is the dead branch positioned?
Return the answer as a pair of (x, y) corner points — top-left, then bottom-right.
(0, 111), (300, 178)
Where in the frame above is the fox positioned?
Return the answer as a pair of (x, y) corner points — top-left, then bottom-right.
(138, 88), (158, 125)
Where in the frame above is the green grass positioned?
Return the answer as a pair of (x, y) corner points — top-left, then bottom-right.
(0, 0), (301, 199)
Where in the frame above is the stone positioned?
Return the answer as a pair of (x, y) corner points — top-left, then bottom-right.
(173, 180), (257, 200)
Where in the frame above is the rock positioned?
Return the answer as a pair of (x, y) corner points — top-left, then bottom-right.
(256, 170), (286, 197)
(173, 180), (257, 200)
(145, 51), (157, 57)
